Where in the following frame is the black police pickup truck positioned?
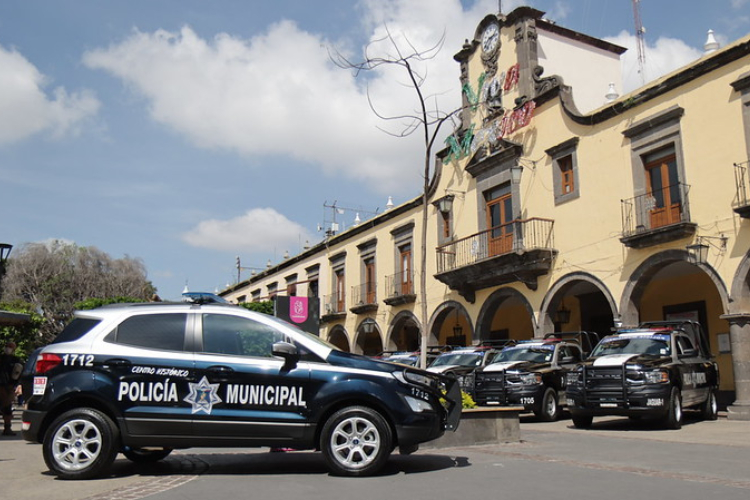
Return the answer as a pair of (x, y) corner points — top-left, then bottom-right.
(565, 321), (719, 429)
(21, 301), (461, 479)
(473, 333), (598, 421)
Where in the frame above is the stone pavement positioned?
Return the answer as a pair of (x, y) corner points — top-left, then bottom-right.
(3, 410), (749, 500)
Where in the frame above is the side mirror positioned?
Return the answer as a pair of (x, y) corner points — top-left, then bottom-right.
(272, 341), (299, 368)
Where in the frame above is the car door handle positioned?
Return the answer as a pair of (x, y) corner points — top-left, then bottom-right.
(207, 365), (234, 374)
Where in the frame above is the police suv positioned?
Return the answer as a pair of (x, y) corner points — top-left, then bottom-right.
(473, 335), (593, 421)
(21, 301), (461, 479)
(565, 321), (719, 429)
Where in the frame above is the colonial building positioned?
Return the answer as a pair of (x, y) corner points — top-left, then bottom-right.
(221, 6), (750, 420)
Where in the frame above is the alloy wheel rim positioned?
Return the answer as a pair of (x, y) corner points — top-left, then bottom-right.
(51, 419), (103, 471)
(330, 416), (380, 469)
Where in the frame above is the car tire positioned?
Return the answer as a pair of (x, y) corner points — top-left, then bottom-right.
(700, 389), (718, 421)
(535, 387), (560, 422)
(43, 408), (120, 480)
(571, 413), (593, 429)
(321, 406), (392, 477)
(122, 447), (173, 463)
(663, 386), (683, 430)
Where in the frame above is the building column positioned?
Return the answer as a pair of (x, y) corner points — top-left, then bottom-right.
(722, 313), (750, 420)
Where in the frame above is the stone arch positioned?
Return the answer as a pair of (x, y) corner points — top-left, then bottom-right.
(353, 318), (383, 356)
(540, 272), (619, 336)
(428, 300), (474, 346)
(326, 325), (350, 352)
(475, 287), (536, 341)
(620, 249), (730, 326)
(729, 250), (750, 313)
(385, 311), (422, 351)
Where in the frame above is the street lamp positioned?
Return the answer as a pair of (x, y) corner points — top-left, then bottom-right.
(0, 243), (11, 263)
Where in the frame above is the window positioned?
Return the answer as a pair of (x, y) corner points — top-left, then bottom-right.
(559, 155), (574, 194)
(202, 314), (286, 358)
(364, 257), (376, 304)
(546, 137), (580, 204)
(335, 269), (345, 312)
(399, 243), (413, 295)
(644, 146), (681, 229)
(109, 313), (187, 351)
(485, 184), (514, 256)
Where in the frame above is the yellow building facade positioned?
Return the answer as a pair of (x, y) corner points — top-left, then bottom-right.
(222, 7), (750, 420)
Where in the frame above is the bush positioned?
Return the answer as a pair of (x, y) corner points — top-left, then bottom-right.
(462, 391), (477, 409)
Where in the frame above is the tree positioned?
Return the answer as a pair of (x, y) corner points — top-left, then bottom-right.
(0, 240), (155, 343)
(332, 28), (463, 368)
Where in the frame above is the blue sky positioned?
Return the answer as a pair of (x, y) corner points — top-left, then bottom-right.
(1, 0), (748, 300)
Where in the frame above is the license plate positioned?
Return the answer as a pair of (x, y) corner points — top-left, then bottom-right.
(600, 403), (617, 408)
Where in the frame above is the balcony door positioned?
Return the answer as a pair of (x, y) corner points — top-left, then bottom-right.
(399, 244), (412, 295)
(485, 185), (514, 256)
(645, 148), (681, 229)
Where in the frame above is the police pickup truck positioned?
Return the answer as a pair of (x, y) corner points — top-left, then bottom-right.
(565, 321), (719, 429)
(473, 333), (597, 421)
(21, 301), (461, 479)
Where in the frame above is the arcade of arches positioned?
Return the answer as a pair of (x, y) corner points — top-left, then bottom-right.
(324, 250), (750, 418)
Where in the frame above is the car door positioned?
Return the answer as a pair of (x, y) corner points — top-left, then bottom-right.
(99, 311), (195, 438)
(192, 311), (315, 442)
(675, 333), (712, 407)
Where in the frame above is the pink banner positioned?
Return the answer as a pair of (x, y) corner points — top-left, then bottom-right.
(289, 296), (309, 324)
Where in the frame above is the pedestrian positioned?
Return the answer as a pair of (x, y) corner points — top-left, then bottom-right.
(0, 341), (23, 436)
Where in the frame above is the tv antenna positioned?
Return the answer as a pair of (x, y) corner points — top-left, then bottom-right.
(632, 0), (646, 85)
(320, 200), (379, 237)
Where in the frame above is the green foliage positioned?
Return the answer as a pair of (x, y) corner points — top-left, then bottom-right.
(462, 391), (477, 409)
(75, 297), (147, 310)
(239, 300), (274, 315)
(0, 300), (45, 359)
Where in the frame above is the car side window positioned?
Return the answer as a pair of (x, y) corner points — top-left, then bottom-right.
(676, 334), (698, 357)
(202, 314), (287, 358)
(108, 313), (187, 351)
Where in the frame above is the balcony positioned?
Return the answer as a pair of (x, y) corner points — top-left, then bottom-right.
(620, 183), (696, 248)
(350, 283), (378, 314)
(384, 270), (416, 306)
(733, 161), (750, 218)
(435, 217), (556, 302)
(321, 292), (346, 322)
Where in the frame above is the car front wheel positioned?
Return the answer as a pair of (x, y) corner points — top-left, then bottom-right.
(700, 389), (718, 421)
(535, 387), (560, 422)
(321, 406), (392, 476)
(43, 408), (119, 480)
(663, 387), (683, 430)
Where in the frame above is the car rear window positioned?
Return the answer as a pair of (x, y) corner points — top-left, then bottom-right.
(107, 313), (188, 351)
(51, 318), (102, 344)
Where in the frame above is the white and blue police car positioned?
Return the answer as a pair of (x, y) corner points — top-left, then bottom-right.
(22, 300), (461, 479)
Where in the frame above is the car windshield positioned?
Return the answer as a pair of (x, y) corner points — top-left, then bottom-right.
(591, 334), (671, 357)
(431, 352), (483, 367)
(492, 345), (554, 363)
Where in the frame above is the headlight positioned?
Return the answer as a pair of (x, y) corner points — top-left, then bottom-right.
(519, 372), (542, 385)
(626, 368), (669, 385)
(566, 372), (581, 385)
(394, 370), (439, 389)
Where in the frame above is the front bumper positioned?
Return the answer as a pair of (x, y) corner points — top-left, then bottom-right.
(474, 385), (545, 411)
(566, 384), (672, 417)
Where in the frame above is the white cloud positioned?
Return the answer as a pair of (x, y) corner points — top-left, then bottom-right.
(182, 208), (314, 253)
(605, 31), (703, 93)
(81, 1), (499, 195)
(0, 44), (99, 145)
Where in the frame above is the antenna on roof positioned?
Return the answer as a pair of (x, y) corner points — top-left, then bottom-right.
(632, 0), (646, 85)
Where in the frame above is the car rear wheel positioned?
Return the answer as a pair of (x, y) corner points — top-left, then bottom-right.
(122, 447), (173, 463)
(535, 387), (560, 422)
(663, 387), (683, 430)
(700, 389), (718, 421)
(43, 408), (119, 480)
(321, 406), (392, 476)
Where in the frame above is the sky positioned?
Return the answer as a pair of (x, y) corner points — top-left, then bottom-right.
(1, 0), (748, 300)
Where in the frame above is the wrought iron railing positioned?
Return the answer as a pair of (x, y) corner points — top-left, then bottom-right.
(436, 217), (555, 273)
(385, 270), (414, 298)
(620, 183), (691, 237)
(351, 282), (377, 306)
(322, 292), (345, 315)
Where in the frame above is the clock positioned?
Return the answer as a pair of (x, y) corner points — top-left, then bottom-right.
(481, 22), (499, 56)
